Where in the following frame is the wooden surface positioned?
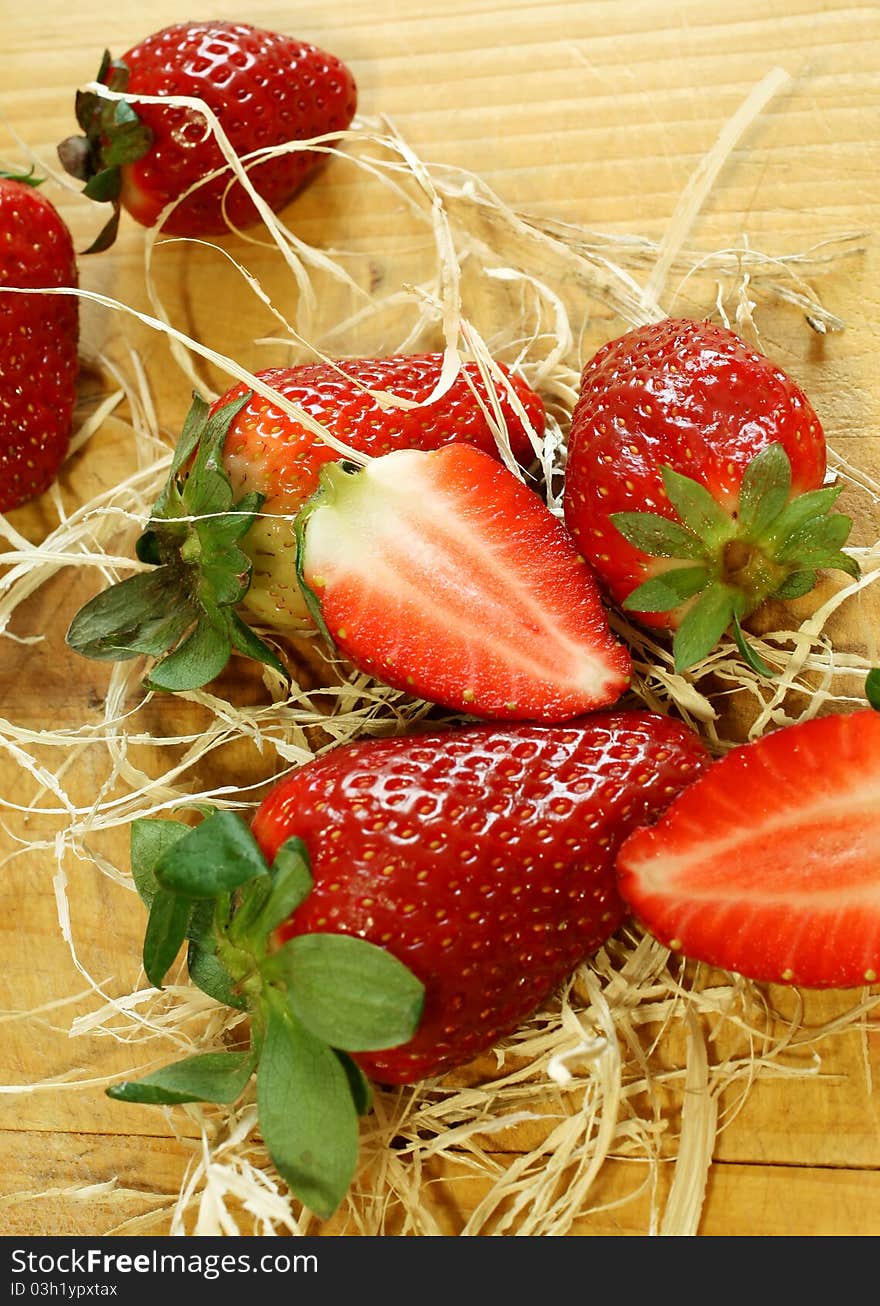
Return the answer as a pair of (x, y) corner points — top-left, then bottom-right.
(2, 0), (880, 1238)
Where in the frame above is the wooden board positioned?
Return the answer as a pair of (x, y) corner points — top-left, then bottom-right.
(1, 0), (879, 1238)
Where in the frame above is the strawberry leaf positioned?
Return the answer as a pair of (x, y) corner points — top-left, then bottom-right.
(256, 988), (360, 1219)
(731, 612), (775, 678)
(68, 389), (288, 691)
(82, 167), (122, 204)
(154, 809), (270, 898)
(867, 669), (880, 711)
(661, 466), (734, 544)
(143, 889), (192, 988)
(272, 933), (425, 1052)
(767, 484), (843, 546)
(66, 569), (197, 661)
(335, 1052), (373, 1116)
(776, 510), (854, 561)
(254, 837), (314, 934)
(610, 511), (707, 560)
(622, 565), (709, 613)
(736, 442), (792, 538)
(672, 585), (735, 672)
(772, 569), (818, 601)
(130, 817), (190, 907)
(144, 612), (232, 692)
(107, 1051), (255, 1106)
(187, 939), (248, 1010)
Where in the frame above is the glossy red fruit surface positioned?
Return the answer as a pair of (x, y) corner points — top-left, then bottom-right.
(0, 179), (79, 512)
(252, 711), (711, 1082)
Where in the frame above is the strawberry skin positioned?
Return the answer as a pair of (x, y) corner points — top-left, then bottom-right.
(0, 178), (79, 512)
(615, 710), (880, 989)
(59, 22), (357, 244)
(298, 444), (632, 721)
(563, 318), (857, 672)
(252, 711), (711, 1083)
(220, 354), (546, 628)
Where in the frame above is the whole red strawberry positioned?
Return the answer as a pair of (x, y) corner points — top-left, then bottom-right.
(563, 318), (859, 673)
(615, 709), (880, 990)
(251, 711), (711, 1082)
(66, 355), (552, 694)
(0, 176), (79, 512)
(58, 22), (357, 247)
(107, 711), (709, 1215)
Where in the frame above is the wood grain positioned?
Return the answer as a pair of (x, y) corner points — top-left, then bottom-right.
(1, 0), (879, 1238)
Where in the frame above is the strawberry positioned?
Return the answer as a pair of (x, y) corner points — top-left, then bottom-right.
(57, 21), (357, 249)
(562, 318), (859, 674)
(217, 354), (546, 628)
(65, 355), (548, 692)
(251, 711), (711, 1083)
(295, 443), (632, 721)
(0, 175), (79, 513)
(615, 709), (880, 989)
(106, 710), (710, 1215)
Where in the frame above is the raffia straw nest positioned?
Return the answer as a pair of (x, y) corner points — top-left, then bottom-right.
(1, 68), (879, 1236)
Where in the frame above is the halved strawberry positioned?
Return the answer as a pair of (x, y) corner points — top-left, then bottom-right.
(296, 444), (632, 721)
(615, 710), (880, 988)
(66, 356), (546, 692)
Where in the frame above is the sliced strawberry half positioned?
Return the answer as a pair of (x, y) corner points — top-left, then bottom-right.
(296, 444), (632, 722)
(615, 709), (880, 989)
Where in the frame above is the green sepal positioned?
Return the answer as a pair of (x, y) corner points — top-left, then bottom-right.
(731, 611), (775, 678)
(269, 933), (425, 1052)
(615, 445), (859, 677)
(256, 988), (360, 1220)
(622, 565), (709, 614)
(81, 207), (123, 256)
(0, 166), (43, 188)
(610, 511), (707, 561)
(255, 837), (314, 935)
(154, 809), (270, 899)
(57, 51), (151, 254)
(143, 889), (192, 989)
(661, 466), (735, 544)
(776, 510), (855, 562)
(107, 1051), (256, 1106)
(335, 1052), (373, 1116)
(772, 569), (818, 601)
(866, 669), (880, 711)
(226, 611), (287, 680)
(82, 167), (122, 204)
(672, 585), (735, 673)
(66, 569), (197, 662)
(187, 940), (248, 1010)
(67, 389), (290, 691)
(129, 817), (191, 908)
(143, 612), (232, 692)
(736, 442), (791, 538)
(765, 484), (843, 547)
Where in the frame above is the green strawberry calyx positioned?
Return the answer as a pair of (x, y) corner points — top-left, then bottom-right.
(108, 808), (424, 1220)
(611, 443), (861, 675)
(867, 670), (880, 711)
(66, 390), (286, 692)
(57, 51), (153, 253)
